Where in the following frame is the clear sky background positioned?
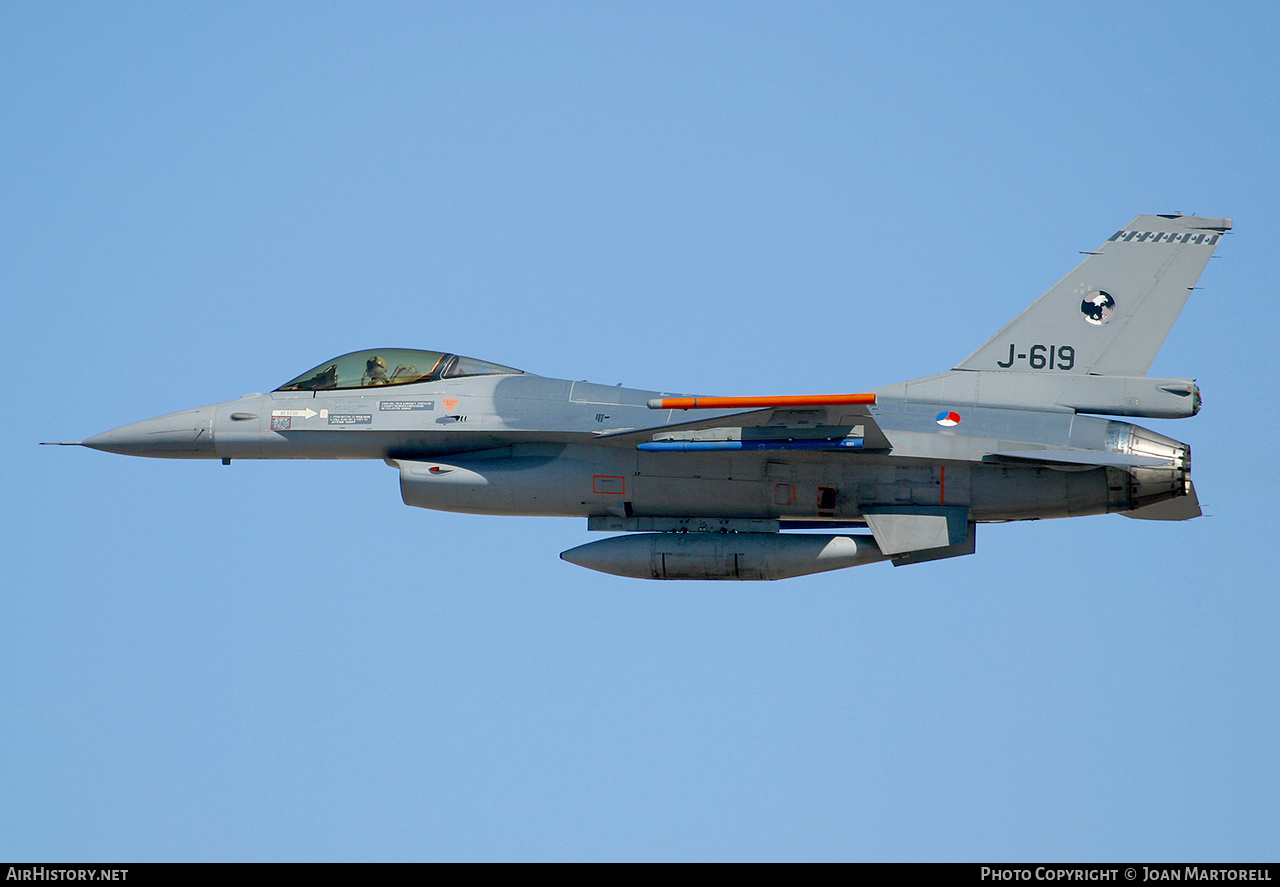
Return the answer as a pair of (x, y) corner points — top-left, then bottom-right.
(3, 1), (1277, 862)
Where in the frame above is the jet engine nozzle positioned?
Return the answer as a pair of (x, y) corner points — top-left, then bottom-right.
(1105, 422), (1196, 514)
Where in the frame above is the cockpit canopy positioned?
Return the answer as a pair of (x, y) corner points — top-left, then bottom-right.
(276, 349), (523, 391)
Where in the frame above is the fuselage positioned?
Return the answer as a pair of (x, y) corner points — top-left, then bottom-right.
(81, 368), (1191, 527)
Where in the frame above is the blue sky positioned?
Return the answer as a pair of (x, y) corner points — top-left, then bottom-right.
(3, 1), (1277, 861)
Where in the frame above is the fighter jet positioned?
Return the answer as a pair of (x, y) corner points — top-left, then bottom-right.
(47, 213), (1228, 579)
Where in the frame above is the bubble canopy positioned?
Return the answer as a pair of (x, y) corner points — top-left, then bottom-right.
(276, 349), (523, 391)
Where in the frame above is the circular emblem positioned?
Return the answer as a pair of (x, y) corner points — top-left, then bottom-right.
(1081, 290), (1116, 325)
(936, 411), (961, 427)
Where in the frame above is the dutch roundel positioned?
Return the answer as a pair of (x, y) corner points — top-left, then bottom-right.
(936, 410), (962, 427)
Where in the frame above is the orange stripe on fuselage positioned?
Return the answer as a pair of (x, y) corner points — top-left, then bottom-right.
(652, 393), (877, 410)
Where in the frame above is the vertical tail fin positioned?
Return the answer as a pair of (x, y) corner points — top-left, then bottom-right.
(957, 214), (1230, 376)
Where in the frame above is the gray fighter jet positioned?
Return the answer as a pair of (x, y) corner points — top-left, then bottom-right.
(49, 214), (1228, 579)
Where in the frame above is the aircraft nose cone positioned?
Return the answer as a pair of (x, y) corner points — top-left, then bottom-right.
(82, 405), (216, 458)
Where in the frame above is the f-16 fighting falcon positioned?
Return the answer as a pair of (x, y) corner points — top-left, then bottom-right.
(47, 214), (1228, 579)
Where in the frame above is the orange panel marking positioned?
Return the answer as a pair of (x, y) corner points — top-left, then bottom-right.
(593, 475), (626, 495)
(651, 393), (876, 410)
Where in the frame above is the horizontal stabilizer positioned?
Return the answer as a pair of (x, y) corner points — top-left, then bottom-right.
(1121, 481), (1202, 521)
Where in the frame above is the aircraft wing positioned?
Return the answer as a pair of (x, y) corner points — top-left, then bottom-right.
(984, 449), (1176, 468)
(596, 394), (891, 451)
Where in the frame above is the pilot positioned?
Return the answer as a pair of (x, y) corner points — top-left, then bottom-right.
(363, 356), (390, 386)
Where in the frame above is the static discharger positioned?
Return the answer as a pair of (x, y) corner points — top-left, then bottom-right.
(646, 393), (877, 410)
